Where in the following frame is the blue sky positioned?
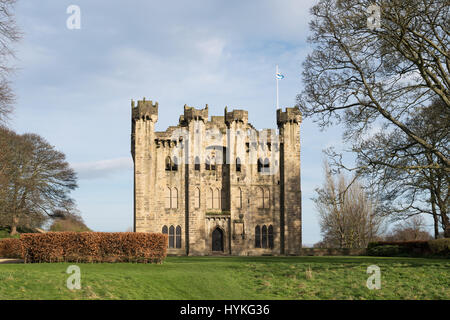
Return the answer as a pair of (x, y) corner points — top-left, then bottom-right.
(10, 0), (351, 245)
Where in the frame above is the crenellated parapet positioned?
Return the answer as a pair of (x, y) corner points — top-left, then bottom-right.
(276, 106), (302, 127)
(183, 104), (208, 123)
(132, 98), (159, 122)
(225, 107), (248, 125)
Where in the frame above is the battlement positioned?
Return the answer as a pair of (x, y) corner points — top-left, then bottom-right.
(276, 106), (302, 127)
(224, 107), (248, 124)
(183, 104), (208, 123)
(132, 98), (158, 122)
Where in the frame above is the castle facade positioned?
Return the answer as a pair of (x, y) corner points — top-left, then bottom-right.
(131, 98), (302, 255)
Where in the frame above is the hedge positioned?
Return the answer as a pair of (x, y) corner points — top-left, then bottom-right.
(428, 238), (450, 256)
(20, 232), (168, 263)
(0, 238), (23, 259)
(367, 240), (449, 257)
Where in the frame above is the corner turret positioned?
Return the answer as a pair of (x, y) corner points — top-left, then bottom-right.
(132, 98), (158, 122)
(276, 106), (302, 127)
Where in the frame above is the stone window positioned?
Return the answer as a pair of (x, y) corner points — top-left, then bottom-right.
(263, 188), (270, 209)
(205, 156), (211, 170)
(165, 187), (178, 209)
(162, 225), (168, 235)
(268, 225), (274, 249)
(194, 156), (200, 171)
(213, 188), (220, 209)
(194, 187), (200, 209)
(165, 187), (171, 209)
(171, 187), (178, 209)
(165, 156), (178, 172)
(165, 156), (172, 171)
(172, 156), (178, 171)
(169, 225), (175, 248)
(255, 225), (261, 248)
(257, 187), (264, 209)
(255, 224), (273, 249)
(207, 188), (213, 209)
(237, 187), (243, 209)
(261, 225), (267, 248)
(176, 226), (182, 249)
(236, 157), (241, 172)
(211, 156), (216, 171)
(257, 158), (270, 173)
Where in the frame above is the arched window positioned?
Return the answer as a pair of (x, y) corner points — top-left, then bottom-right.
(207, 188), (213, 209)
(262, 225), (268, 248)
(255, 225), (261, 248)
(257, 158), (263, 173)
(169, 225), (175, 248)
(268, 225), (274, 249)
(194, 187), (200, 209)
(172, 156), (178, 171)
(263, 189), (270, 208)
(237, 187), (242, 209)
(205, 156), (211, 170)
(211, 156), (216, 171)
(176, 226), (182, 249)
(165, 187), (171, 208)
(165, 156), (172, 171)
(236, 157), (241, 172)
(263, 158), (270, 173)
(194, 156), (200, 171)
(257, 158), (270, 173)
(213, 188), (220, 209)
(171, 187), (178, 209)
(257, 187), (264, 209)
(162, 226), (168, 247)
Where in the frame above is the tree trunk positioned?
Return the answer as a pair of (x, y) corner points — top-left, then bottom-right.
(10, 215), (18, 235)
(430, 192), (439, 239)
(442, 214), (450, 238)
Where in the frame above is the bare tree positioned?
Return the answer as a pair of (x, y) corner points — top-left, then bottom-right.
(356, 99), (449, 237)
(0, 0), (20, 122)
(314, 162), (384, 248)
(385, 216), (433, 241)
(0, 127), (78, 235)
(297, 0), (449, 170)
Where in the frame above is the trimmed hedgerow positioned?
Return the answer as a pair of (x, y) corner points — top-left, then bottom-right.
(367, 240), (431, 257)
(428, 238), (450, 257)
(20, 232), (167, 263)
(0, 238), (23, 259)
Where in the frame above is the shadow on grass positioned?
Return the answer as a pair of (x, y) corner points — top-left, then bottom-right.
(164, 255), (449, 268)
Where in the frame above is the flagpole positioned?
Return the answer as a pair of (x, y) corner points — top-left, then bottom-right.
(276, 65), (279, 110)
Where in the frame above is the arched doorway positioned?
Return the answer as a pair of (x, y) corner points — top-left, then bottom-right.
(212, 227), (224, 252)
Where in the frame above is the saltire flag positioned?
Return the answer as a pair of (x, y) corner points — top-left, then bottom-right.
(276, 72), (284, 80)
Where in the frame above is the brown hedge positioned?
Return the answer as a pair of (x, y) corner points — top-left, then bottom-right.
(20, 232), (168, 263)
(0, 238), (23, 259)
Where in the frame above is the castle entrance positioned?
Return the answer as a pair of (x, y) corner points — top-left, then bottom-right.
(212, 227), (224, 252)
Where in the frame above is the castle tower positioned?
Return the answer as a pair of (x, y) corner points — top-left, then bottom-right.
(183, 104), (209, 255)
(131, 98), (158, 232)
(277, 107), (302, 254)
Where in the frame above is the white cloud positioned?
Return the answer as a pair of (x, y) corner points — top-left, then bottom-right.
(72, 157), (133, 180)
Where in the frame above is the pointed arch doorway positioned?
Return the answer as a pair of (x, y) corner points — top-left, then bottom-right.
(212, 227), (224, 252)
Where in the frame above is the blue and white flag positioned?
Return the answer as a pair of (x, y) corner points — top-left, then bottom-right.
(276, 72), (284, 80)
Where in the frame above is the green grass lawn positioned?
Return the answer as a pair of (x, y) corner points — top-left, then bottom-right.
(0, 256), (448, 300)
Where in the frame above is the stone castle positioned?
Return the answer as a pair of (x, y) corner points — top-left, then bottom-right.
(131, 98), (302, 255)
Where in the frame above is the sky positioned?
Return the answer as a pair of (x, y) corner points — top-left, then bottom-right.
(9, 0), (352, 246)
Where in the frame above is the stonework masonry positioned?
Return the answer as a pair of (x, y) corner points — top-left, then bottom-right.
(131, 98), (302, 255)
